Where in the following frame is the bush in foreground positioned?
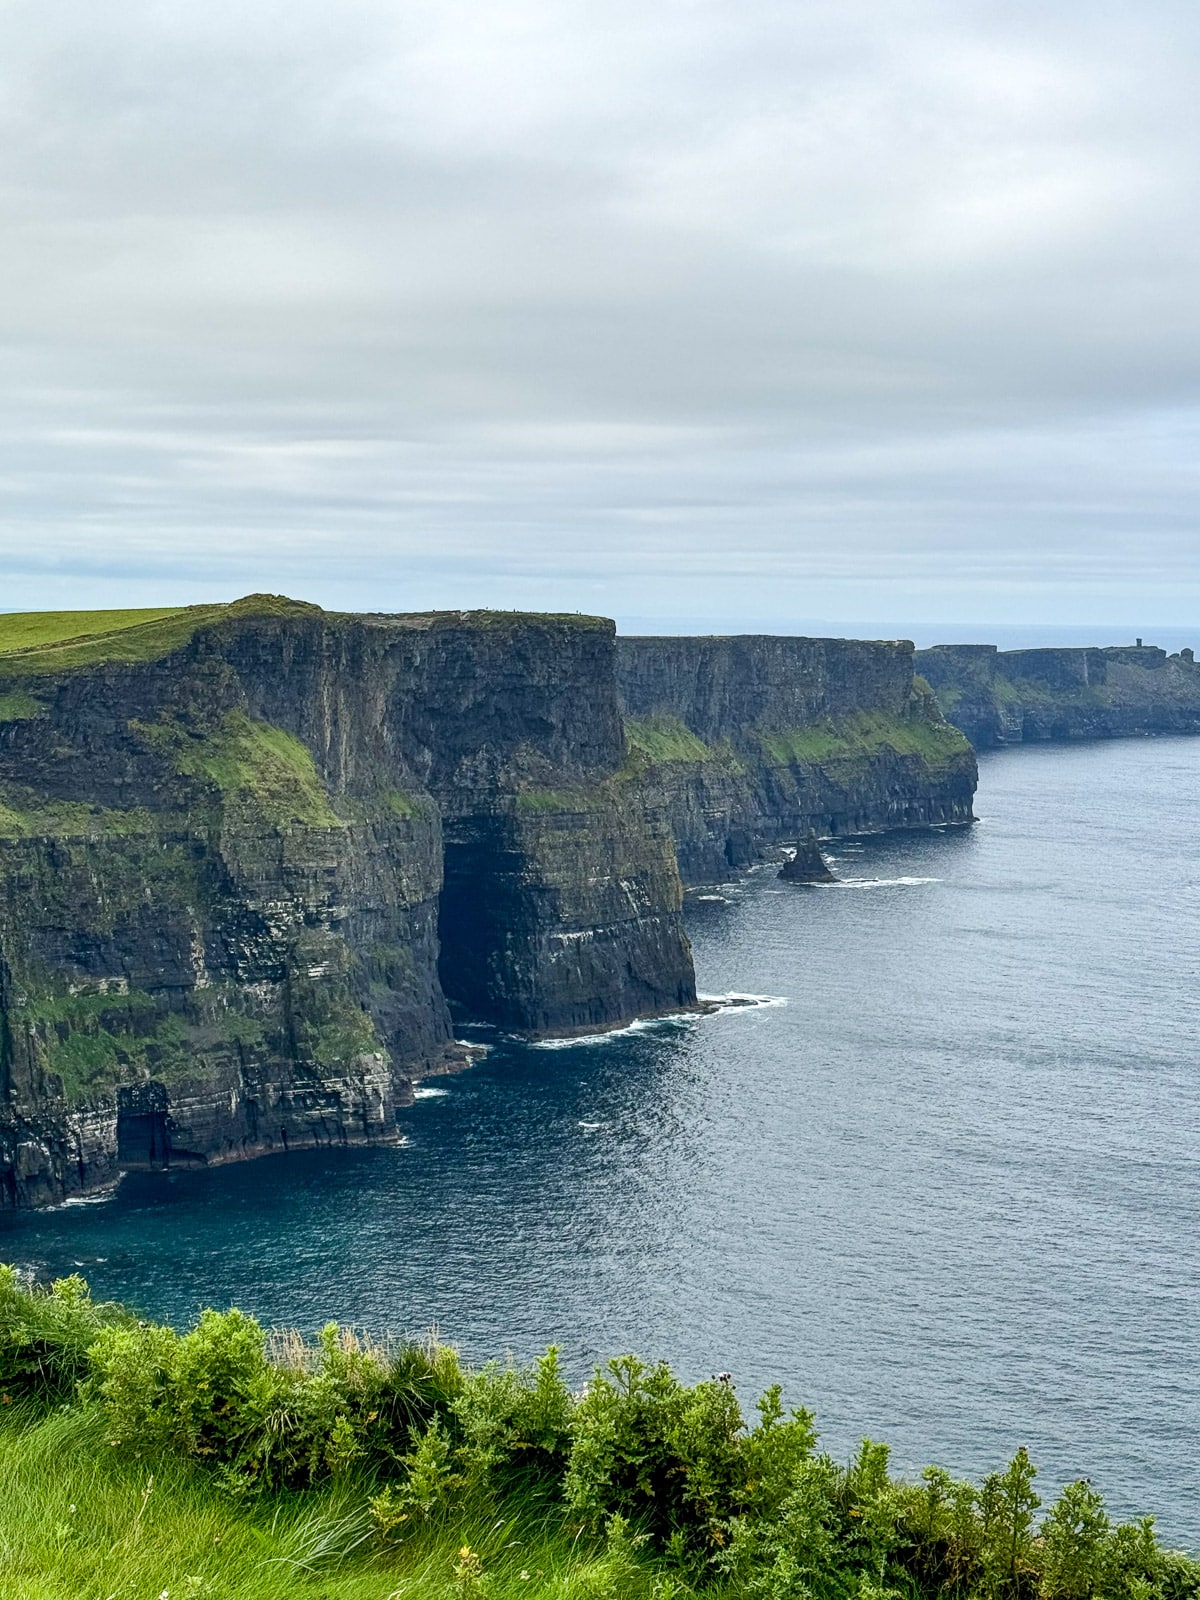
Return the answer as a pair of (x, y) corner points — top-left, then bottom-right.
(0, 1265), (1196, 1599)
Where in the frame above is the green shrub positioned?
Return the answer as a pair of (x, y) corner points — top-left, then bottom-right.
(86, 1308), (465, 1491)
(0, 1266), (131, 1400)
(454, 1346), (575, 1489)
(3, 1267), (1200, 1600)
(564, 1356), (747, 1561)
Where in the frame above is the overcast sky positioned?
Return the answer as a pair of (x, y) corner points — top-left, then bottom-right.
(2, 0), (1198, 634)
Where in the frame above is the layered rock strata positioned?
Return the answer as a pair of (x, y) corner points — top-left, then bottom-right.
(0, 603), (979, 1210)
(617, 636), (977, 883)
(916, 643), (1200, 749)
(0, 598), (694, 1208)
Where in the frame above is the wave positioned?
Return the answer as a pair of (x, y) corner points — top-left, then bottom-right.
(697, 991), (788, 1013)
(412, 1086), (450, 1100)
(531, 991), (788, 1049)
(530, 1008), (700, 1049)
(817, 876), (941, 890)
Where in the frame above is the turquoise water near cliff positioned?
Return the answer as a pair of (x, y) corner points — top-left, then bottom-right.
(5, 738), (1200, 1545)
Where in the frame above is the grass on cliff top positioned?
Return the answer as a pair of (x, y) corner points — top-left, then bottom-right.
(137, 709), (342, 829)
(386, 607), (613, 633)
(0, 594), (320, 678)
(757, 709), (970, 768)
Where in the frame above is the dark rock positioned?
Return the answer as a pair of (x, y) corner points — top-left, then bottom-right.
(779, 834), (836, 883)
(0, 602), (696, 1208)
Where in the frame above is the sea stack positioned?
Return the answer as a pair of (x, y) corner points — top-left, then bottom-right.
(779, 833), (835, 883)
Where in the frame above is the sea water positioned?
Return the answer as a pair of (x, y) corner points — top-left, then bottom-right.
(5, 738), (1199, 1545)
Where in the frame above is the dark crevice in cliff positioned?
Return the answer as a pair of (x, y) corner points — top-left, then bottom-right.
(437, 826), (508, 1028)
(116, 1084), (171, 1170)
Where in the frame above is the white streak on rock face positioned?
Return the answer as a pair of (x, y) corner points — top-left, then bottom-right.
(67, 976), (129, 996)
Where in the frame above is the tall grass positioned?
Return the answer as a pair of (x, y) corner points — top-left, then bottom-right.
(0, 1406), (664, 1600)
(0, 1268), (1195, 1599)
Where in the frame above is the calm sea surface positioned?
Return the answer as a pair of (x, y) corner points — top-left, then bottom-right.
(5, 739), (1199, 1545)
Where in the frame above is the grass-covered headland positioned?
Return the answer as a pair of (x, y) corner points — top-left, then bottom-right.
(0, 1269), (1194, 1600)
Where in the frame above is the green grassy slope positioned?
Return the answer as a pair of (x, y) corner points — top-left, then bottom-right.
(0, 1408), (634, 1600)
(0, 595), (320, 678)
(0, 607), (185, 653)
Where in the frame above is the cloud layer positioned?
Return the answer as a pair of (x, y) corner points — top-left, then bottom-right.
(2, 0), (1198, 627)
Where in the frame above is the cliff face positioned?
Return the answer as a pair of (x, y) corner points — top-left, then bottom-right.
(0, 603), (980, 1210)
(617, 637), (977, 883)
(0, 599), (694, 1208)
(916, 643), (1200, 749)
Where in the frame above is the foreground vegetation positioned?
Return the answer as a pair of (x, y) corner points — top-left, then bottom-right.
(1, 1268), (1195, 1599)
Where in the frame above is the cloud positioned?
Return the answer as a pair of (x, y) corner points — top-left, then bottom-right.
(1, 0), (1198, 626)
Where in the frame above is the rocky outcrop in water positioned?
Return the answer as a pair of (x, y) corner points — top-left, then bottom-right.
(779, 834), (836, 883)
(617, 636), (977, 883)
(916, 643), (1200, 748)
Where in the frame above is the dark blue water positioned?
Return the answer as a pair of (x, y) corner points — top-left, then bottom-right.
(5, 739), (1200, 1545)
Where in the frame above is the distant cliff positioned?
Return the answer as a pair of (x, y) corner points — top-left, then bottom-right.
(617, 636), (977, 882)
(0, 602), (977, 1209)
(916, 642), (1200, 748)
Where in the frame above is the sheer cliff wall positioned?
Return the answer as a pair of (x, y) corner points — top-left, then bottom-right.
(916, 643), (1200, 749)
(0, 604), (981, 1210)
(0, 599), (694, 1208)
(617, 636), (977, 883)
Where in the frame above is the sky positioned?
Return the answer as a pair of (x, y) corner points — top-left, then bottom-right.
(2, 0), (1198, 637)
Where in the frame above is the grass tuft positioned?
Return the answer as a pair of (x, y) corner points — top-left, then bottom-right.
(137, 710), (342, 829)
(756, 709), (970, 769)
(624, 716), (717, 764)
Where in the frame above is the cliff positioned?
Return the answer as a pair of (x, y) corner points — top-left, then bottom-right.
(617, 636), (977, 883)
(0, 602), (979, 1210)
(0, 598), (694, 1208)
(916, 642), (1200, 748)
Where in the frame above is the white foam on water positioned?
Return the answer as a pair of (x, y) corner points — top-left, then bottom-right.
(817, 875), (941, 890)
(531, 1008), (699, 1049)
(413, 1086), (450, 1099)
(59, 1190), (117, 1208)
(699, 991), (788, 1013)
(577, 1120), (606, 1131)
(530, 991), (787, 1049)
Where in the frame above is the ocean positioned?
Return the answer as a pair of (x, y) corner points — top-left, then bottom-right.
(5, 737), (1198, 1545)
